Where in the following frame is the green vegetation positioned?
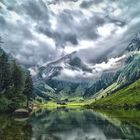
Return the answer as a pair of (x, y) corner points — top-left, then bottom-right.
(86, 82), (118, 103)
(36, 100), (85, 110)
(36, 77), (140, 109)
(0, 39), (33, 112)
(88, 78), (140, 109)
(96, 109), (140, 130)
(23, 72), (33, 108)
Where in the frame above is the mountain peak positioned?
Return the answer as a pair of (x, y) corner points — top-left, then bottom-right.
(126, 33), (140, 52)
(135, 32), (140, 39)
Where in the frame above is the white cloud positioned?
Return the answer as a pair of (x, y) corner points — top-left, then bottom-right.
(57, 68), (98, 81)
(9, 11), (23, 22)
(28, 67), (38, 76)
(93, 55), (126, 71)
(32, 31), (56, 50)
(64, 40), (95, 54)
(97, 23), (115, 37)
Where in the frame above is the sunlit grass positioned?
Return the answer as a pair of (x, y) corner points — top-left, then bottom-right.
(88, 79), (140, 108)
(36, 100), (86, 109)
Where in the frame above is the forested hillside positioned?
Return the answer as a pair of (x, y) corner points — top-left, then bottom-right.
(0, 39), (33, 112)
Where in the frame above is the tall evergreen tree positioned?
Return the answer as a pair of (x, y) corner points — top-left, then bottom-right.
(12, 60), (25, 93)
(23, 72), (33, 108)
(0, 37), (11, 92)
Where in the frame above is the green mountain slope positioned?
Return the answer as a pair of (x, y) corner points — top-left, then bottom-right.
(88, 78), (140, 109)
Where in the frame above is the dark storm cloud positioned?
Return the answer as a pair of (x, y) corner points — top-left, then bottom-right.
(38, 9), (104, 47)
(55, 9), (104, 40)
(37, 8), (103, 47)
(80, 0), (103, 8)
(22, 0), (50, 22)
(0, 0), (140, 74)
(37, 6), (126, 49)
(38, 26), (78, 46)
(107, 16), (126, 27)
(47, 0), (78, 5)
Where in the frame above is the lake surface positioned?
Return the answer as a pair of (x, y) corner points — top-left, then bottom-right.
(0, 108), (140, 140)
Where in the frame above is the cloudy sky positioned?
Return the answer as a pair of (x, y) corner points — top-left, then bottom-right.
(0, 0), (140, 71)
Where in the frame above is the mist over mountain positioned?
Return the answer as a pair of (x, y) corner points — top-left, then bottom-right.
(1, 0), (140, 101)
(32, 33), (140, 101)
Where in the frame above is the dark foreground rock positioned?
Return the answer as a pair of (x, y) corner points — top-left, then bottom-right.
(13, 109), (29, 118)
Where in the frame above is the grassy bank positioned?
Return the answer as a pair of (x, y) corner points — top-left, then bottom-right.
(33, 100), (86, 110)
(86, 79), (140, 109)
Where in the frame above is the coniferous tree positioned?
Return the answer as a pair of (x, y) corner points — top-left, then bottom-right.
(12, 60), (25, 93)
(0, 38), (11, 92)
(23, 72), (33, 108)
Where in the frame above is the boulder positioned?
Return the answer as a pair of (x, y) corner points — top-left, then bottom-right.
(13, 109), (29, 117)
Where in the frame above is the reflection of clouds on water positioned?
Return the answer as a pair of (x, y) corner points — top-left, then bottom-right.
(54, 127), (106, 140)
(31, 127), (107, 140)
(30, 109), (129, 140)
(0, 109), (140, 140)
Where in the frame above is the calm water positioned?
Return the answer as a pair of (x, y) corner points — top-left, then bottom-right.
(0, 108), (140, 140)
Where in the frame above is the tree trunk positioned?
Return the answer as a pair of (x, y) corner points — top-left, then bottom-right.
(27, 96), (29, 109)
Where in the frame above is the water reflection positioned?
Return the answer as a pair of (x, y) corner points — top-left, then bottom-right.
(0, 114), (32, 140)
(30, 108), (140, 140)
(0, 109), (140, 140)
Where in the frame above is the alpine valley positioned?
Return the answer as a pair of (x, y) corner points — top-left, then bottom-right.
(31, 33), (140, 108)
(1, 0), (140, 139)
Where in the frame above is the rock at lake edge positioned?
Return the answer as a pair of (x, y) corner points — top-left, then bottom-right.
(13, 109), (29, 118)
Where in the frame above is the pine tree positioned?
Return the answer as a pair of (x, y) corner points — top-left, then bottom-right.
(0, 38), (11, 92)
(23, 72), (33, 108)
(12, 60), (25, 93)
